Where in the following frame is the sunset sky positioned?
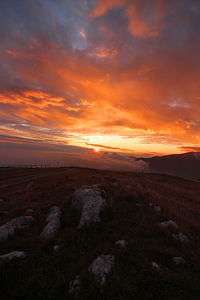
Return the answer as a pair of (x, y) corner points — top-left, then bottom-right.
(0, 0), (200, 166)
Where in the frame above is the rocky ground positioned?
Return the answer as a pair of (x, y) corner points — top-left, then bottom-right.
(0, 167), (200, 300)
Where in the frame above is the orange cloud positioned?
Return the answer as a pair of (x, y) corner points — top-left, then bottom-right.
(1, 0), (200, 159)
(91, 0), (165, 38)
(88, 47), (118, 58)
(126, 4), (160, 38)
(90, 0), (125, 18)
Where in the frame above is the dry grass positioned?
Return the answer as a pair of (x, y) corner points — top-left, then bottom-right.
(0, 168), (200, 299)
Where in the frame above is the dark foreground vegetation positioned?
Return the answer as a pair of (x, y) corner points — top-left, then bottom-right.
(0, 167), (200, 300)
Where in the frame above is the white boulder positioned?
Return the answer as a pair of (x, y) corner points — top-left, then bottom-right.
(40, 206), (61, 240)
(88, 254), (115, 285)
(0, 216), (34, 244)
(72, 185), (106, 228)
(0, 251), (26, 264)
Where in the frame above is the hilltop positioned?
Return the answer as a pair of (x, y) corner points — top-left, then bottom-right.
(0, 167), (200, 300)
(138, 152), (200, 179)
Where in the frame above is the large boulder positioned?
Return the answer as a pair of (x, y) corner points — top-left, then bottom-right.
(0, 251), (26, 264)
(40, 206), (61, 240)
(88, 254), (115, 285)
(72, 185), (106, 228)
(0, 216), (34, 245)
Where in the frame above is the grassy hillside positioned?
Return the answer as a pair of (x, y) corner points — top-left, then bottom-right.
(0, 167), (200, 299)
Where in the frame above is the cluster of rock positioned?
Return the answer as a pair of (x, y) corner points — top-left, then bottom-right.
(158, 219), (190, 245)
(0, 180), (194, 299)
(152, 256), (186, 270)
(0, 206), (62, 266)
(72, 184), (106, 228)
(0, 216), (34, 245)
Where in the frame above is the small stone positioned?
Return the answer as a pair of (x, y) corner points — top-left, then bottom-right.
(152, 261), (161, 270)
(159, 220), (178, 229)
(0, 251), (26, 263)
(172, 232), (190, 245)
(115, 240), (127, 249)
(173, 257), (185, 265)
(26, 181), (34, 190)
(0, 198), (5, 203)
(88, 254), (115, 285)
(154, 205), (161, 212)
(69, 275), (81, 298)
(25, 209), (34, 215)
(125, 185), (132, 191)
(53, 245), (60, 252)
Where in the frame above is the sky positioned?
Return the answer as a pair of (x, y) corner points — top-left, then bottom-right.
(0, 0), (200, 167)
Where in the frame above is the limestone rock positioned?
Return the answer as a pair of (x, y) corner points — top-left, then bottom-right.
(72, 185), (106, 228)
(0, 251), (26, 264)
(69, 275), (81, 298)
(25, 209), (34, 215)
(149, 203), (161, 212)
(88, 254), (115, 285)
(26, 181), (34, 190)
(115, 240), (127, 249)
(173, 257), (185, 265)
(0, 216), (34, 245)
(172, 232), (190, 245)
(154, 205), (161, 212)
(53, 245), (60, 252)
(40, 206), (61, 240)
(159, 220), (178, 229)
(152, 261), (161, 270)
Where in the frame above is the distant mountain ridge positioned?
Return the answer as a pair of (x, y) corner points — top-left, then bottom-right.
(138, 152), (200, 179)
